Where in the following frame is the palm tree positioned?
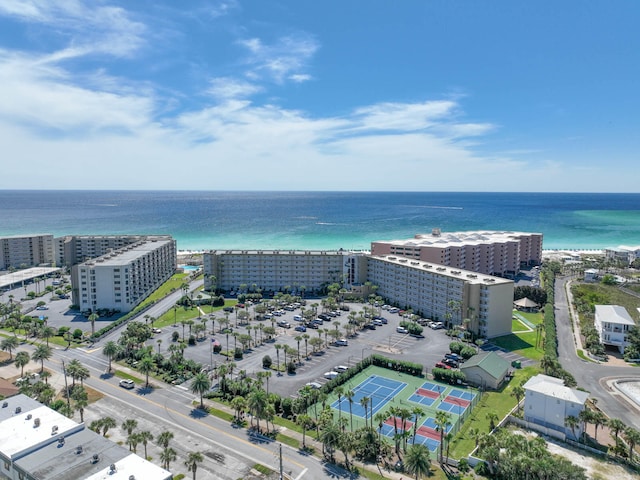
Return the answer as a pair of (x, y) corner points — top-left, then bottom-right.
(1, 335), (19, 360)
(32, 344), (52, 373)
(121, 418), (138, 436)
(411, 406), (424, 443)
(435, 410), (451, 464)
(100, 416), (117, 437)
(15, 350), (30, 377)
(157, 430), (174, 449)
(607, 418), (626, 443)
(247, 388), (269, 432)
(184, 451), (204, 480)
(511, 385), (525, 414)
(40, 325), (56, 346)
(191, 372), (211, 409)
(230, 395), (247, 421)
(345, 389), (355, 432)
(591, 410), (608, 441)
(274, 344), (283, 375)
(623, 426), (640, 462)
(138, 430), (154, 459)
(564, 415), (580, 440)
(88, 312), (99, 335)
(160, 447), (177, 470)
(138, 355), (155, 387)
(486, 411), (499, 431)
(71, 387), (88, 422)
(359, 396), (371, 429)
(296, 414), (314, 449)
(102, 340), (120, 372)
(404, 443), (431, 479)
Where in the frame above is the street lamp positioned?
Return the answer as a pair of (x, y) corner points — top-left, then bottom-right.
(361, 347), (371, 361)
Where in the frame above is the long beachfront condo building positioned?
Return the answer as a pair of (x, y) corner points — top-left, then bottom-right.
(365, 255), (513, 338)
(203, 248), (514, 338)
(203, 249), (347, 294)
(55, 234), (151, 267)
(0, 234), (55, 270)
(71, 236), (176, 313)
(371, 230), (543, 277)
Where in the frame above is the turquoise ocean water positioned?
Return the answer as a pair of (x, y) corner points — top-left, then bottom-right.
(0, 191), (638, 251)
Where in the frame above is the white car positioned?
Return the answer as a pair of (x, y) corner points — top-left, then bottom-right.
(335, 365), (349, 373)
(334, 338), (348, 346)
(119, 379), (135, 389)
(324, 371), (339, 380)
(152, 328), (162, 334)
(305, 382), (322, 390)
(396, 326), (409, 334)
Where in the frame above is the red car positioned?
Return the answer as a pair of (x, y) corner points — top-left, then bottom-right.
(435, 362), (451, 370)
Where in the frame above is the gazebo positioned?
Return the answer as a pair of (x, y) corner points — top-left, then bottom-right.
(513, 297), (538, 311)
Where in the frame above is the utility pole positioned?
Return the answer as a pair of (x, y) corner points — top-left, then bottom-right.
(62, 361), (71, 410)
(279, 443), (283, 480)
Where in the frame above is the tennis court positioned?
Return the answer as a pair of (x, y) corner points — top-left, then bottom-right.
(437, 394), (471, 414)
(448, 388), (476, 402)
(331, 375), (407, 418)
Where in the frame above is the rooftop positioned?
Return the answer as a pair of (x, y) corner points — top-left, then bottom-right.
(373, 230), (542, 248)
(460, 351), (510, 379)
(595, 305), (635, 326)
(82, 237), (174, 267)
(523, 374), (589, 405)
(371, 255), (513, 285)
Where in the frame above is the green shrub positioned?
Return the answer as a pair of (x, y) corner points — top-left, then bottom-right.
(262, 355), (272, 369)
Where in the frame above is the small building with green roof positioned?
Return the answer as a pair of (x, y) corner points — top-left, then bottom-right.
(460, 351), (510, 390)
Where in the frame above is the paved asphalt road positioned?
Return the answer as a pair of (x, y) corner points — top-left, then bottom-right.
(555, 275), (640, 430)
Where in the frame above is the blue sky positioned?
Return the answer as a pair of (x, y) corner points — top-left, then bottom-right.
(0, 1), (638, 192)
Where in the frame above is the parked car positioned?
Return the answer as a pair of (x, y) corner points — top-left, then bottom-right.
(373, 318), (383, 326)
(277, 320), (291, 328)
(442, 358), (459, 368)
(35, 306), (49, 310)
(324, 371), (339, 380)
(119, 379), (135, 389)
(430, 322), (445, 330)
(305, 382), (322, 390)
(335, 365), (349, 373)
(365, 323), (376, 330)
(152, 328), (162, 334)
(435, 362), (451, 370)
(396, 326), (408, 334)
(334, 338), (348, 346)
(294, 325), (307, 332)
(445, 353), (462, 362)
(293, 315), (303, 321)
(306, 322), (319, 329)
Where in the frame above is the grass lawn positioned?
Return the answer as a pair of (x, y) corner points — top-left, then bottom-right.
(448, 365), (538, 459)
(493, 331), (544, 361)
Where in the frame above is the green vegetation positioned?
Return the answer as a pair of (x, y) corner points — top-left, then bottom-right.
(449, 366), (538, 459)
(571, 282), (640, 327)
(252, 464), (274, 475)
(113, 369), (144, 384)
(275, 433), (299, 448)
(207, 406), (235, 422)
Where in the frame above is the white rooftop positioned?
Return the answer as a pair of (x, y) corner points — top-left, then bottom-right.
(595, 305), (636, 326)
(372, 254), (513, 285)
(374, 230), (541, 248)
(0, 267), (62, 289)
(523, 374), (589, 405)
(84, 453), (172, 480)
(0, 405), (81, 459)
(83, 237), (173, 267)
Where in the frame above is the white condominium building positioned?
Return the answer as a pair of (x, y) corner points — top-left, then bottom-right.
(604, 245), (640, 266)
(0, 234), (55, 270)
(366, 255), (514, 338)
(71, 236), (176, 313)
(203, 250), (346, 294)
(55, 234), (148, 267)
(371, 229), (543, 277)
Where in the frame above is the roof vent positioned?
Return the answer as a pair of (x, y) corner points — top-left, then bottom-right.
(76, 445), (83, 454)
(2, 401), (7, 408)
(109, 463), (117, 473)
(91, 454), (100, 464)
(57, 436), (65, 446)
(129, 476), (136, 480)
(15, 406), (22, 414)
(26, 413), (32, 420)
(51, 425), (58, 435)
(34, 418), (40, 427)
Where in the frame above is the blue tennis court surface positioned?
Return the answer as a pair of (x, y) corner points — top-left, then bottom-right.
(422, 416), (453, 433)
(420, 381), (447, 394)
(408, 393), (436, 406)
(332, 375), (406, 418)
(449, 389), (476, 401)
(413, 435), (440, 451)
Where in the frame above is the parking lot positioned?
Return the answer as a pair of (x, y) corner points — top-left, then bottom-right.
(163, 301), (455, 398)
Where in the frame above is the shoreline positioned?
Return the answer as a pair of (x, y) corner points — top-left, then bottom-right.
(178, 248), (606, 255)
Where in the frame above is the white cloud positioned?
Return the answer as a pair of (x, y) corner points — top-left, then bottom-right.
(207, 77), (263, 100)
(0, 0), (146, 59)
(239, 34), (319, 84)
